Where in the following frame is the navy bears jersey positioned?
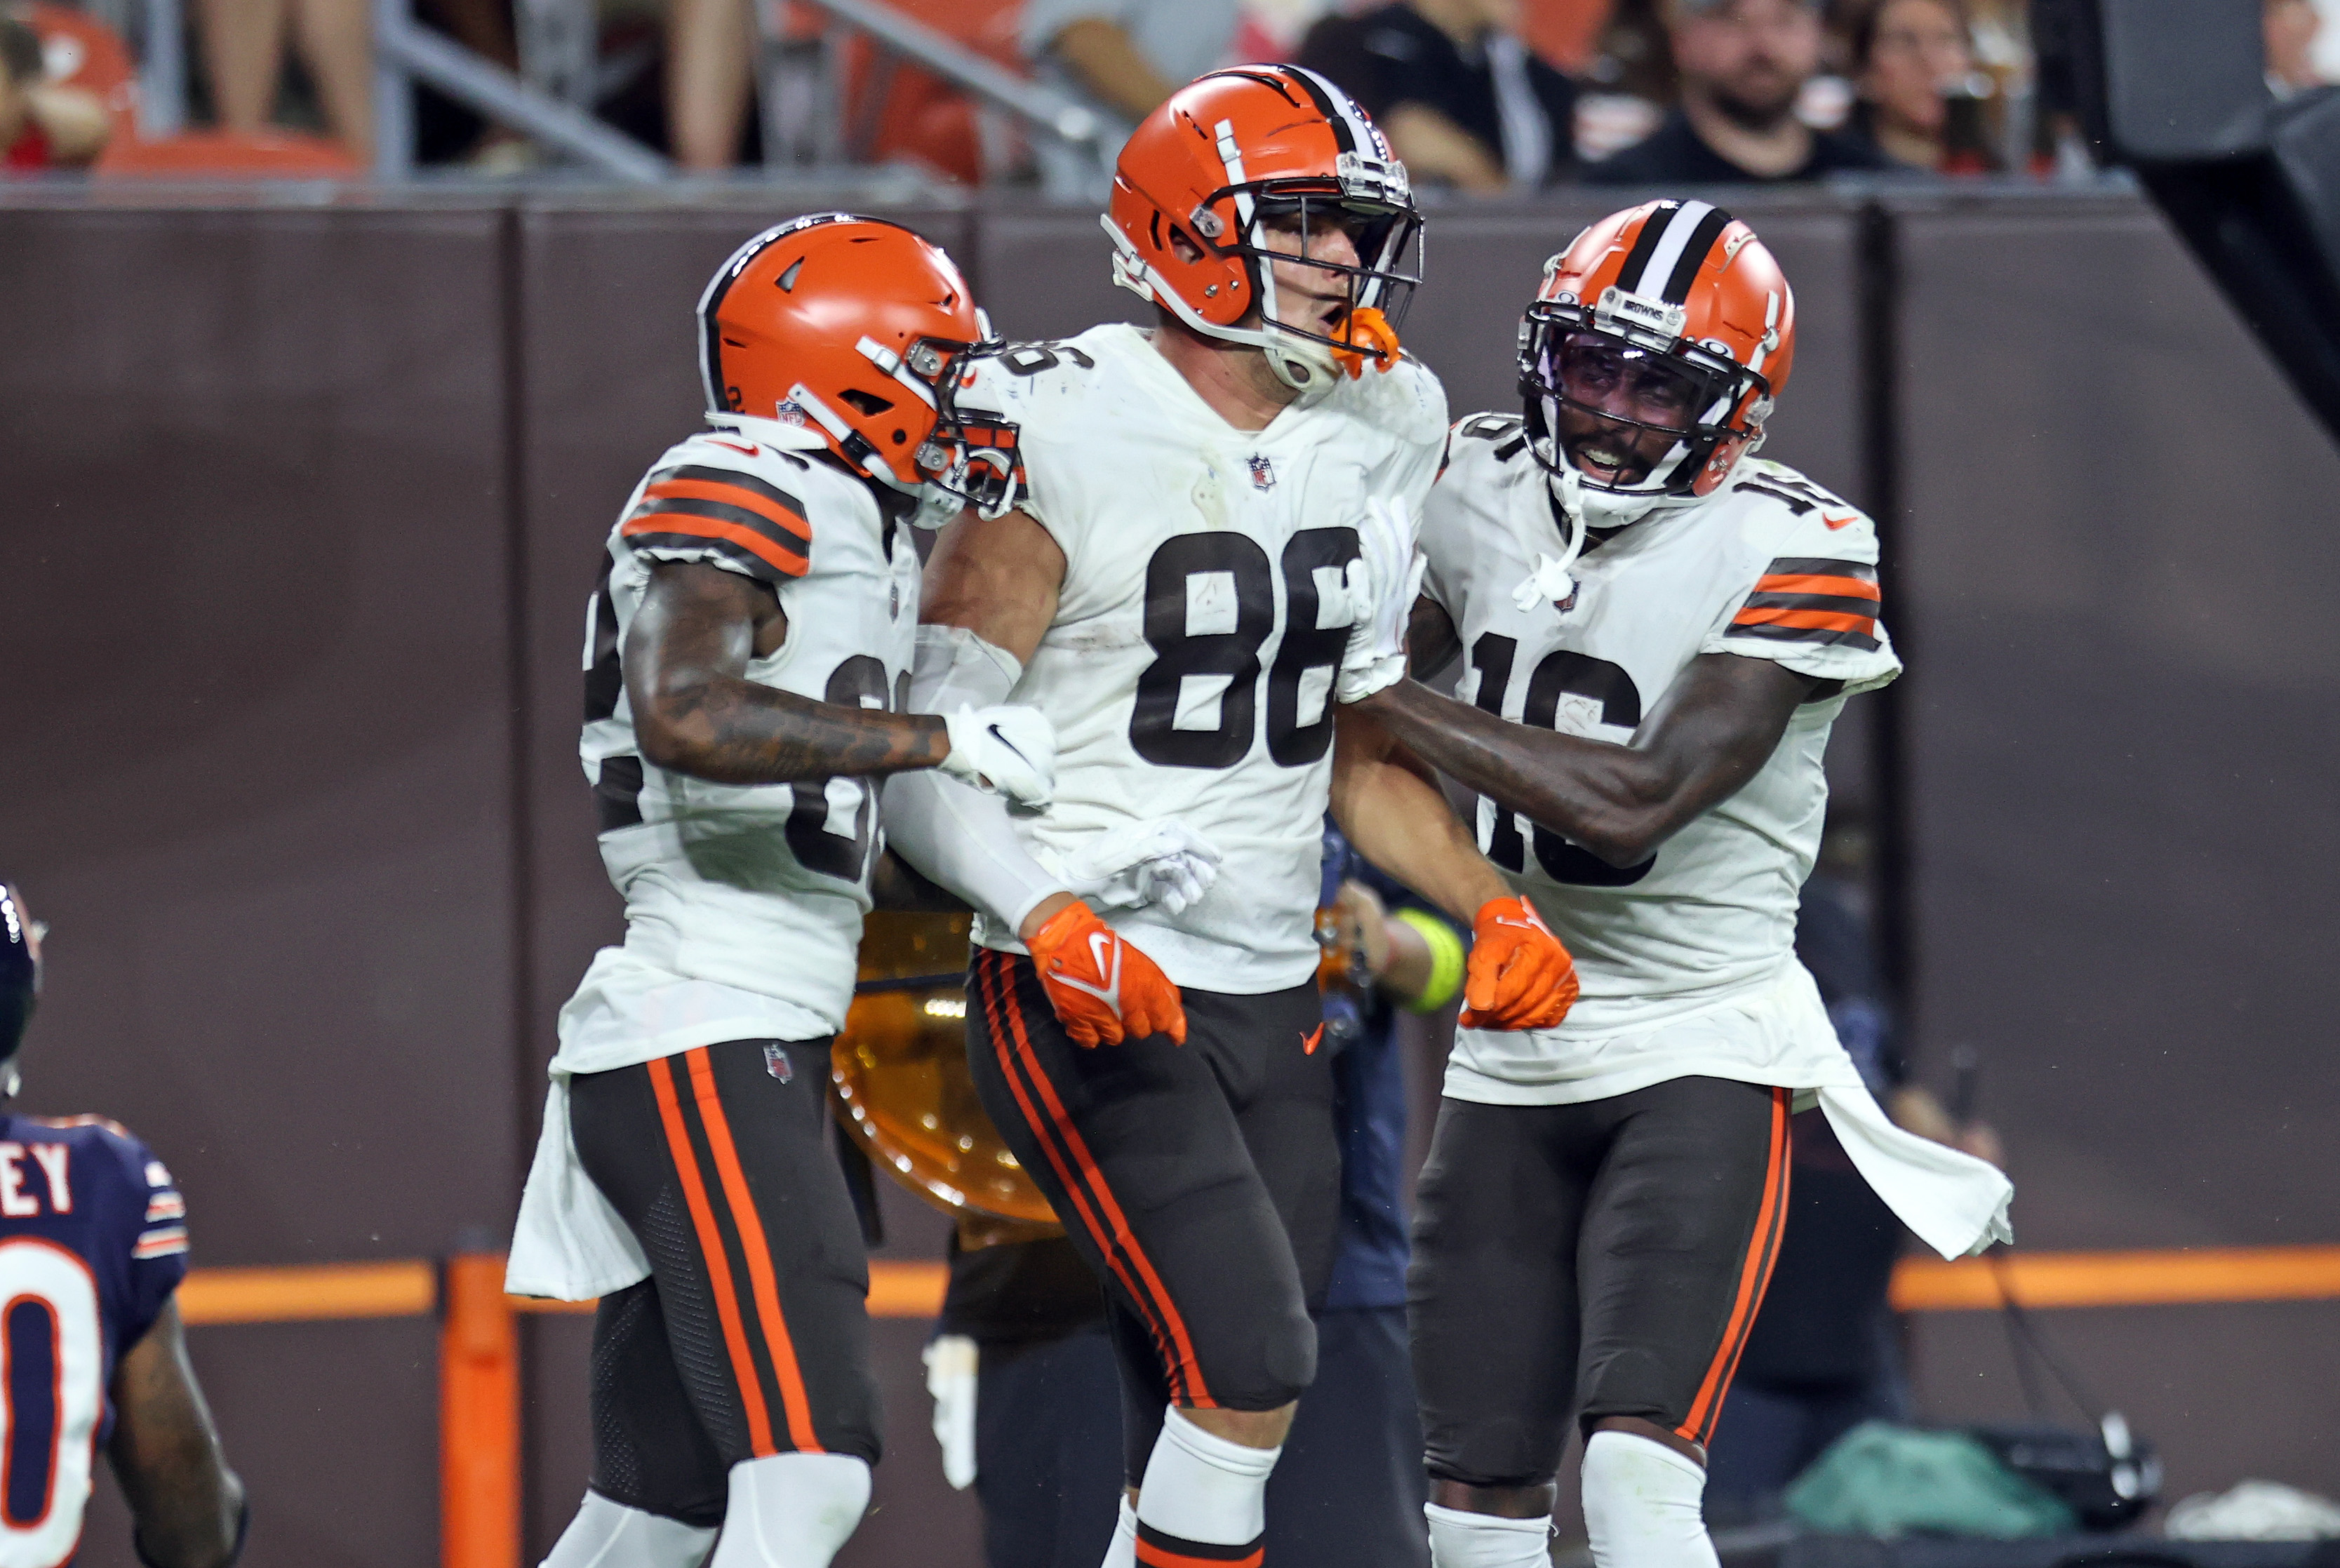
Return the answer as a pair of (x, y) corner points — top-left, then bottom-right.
(0, 1113), (187, 1567)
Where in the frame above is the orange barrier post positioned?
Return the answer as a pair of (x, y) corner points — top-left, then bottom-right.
(441, 1254), (521, 1568)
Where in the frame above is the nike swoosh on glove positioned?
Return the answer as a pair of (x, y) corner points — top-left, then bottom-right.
(1024, 900), (1186, 1047)
(937, 704), (1057, 810)
(1458, 896), (1579, 1031)
(1057, 819), (1225, 916)
(1337, 496), (1426, 704)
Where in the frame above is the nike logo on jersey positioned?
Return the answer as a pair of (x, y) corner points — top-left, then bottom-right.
(1302, 1023), (1325, 1055)
(709, 438), (760, 457)
(1822, 510), (1859, 530)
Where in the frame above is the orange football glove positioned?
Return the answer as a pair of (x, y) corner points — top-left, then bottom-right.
(1458, 897), (1579, 1032)
(1024, 900), (1187, 1047)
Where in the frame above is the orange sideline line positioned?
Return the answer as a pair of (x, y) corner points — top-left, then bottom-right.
(1890, 1245), (2340, 1311)
(178, 1260), (438, 1325)
(507, 1261), (949, 1320)
(168, 1248), (2340, 1326)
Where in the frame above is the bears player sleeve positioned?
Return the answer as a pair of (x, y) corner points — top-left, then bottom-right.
(1703, 469), (1901, 694)
(124, 1139), (190, 1349)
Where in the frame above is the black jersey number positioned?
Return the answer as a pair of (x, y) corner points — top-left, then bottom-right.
(1129, 528), (1361, 770)
(1000, 341), (1096, 377)
(1469, 632), (1657, 887)
(785, 654), (890, 884)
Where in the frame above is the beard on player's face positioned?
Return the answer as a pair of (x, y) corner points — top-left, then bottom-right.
(1556, 404), (1683, 488)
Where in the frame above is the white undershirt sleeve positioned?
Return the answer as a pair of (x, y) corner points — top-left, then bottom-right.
(881, 625), (1070, 936)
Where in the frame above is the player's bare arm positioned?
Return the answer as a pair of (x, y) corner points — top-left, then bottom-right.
(1328, 704), (1510, 921)
(916, 506), (1065, 668)
(913, 508), (1085, 940)
(626, 559), (949, 785)
(1365, 599), (1835, 868)
(108, 1301), (244, 1568)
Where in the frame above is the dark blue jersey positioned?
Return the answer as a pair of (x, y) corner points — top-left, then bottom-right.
(0, 1113), (188, 1566)
(1318, 825), (1464, 1313)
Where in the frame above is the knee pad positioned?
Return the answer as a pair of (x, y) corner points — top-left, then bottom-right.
(541, 1492), (717, 1568)
(709, 1454), (871, 1568)
(1579, 1430), (1718, 1568)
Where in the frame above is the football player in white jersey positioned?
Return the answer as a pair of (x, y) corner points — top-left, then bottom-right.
(507, 215), (1062, 1568)
(883, 68), (1581, 1568)
(1347, 201), (2014, 1568)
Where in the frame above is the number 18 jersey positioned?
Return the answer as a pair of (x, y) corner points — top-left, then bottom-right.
(961, 324), (1448, 992)
(1420, 417), (1901, 1099)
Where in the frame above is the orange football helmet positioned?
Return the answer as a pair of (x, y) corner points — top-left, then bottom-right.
(1519, 199), (1796, 507)
(1106, 65), (1422, 389)
(697, 212), (1023, 516)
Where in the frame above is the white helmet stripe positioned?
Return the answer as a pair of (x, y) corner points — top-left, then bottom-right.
(1629, 199), (1716, 300)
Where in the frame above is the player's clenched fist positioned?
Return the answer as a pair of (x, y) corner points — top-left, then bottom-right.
(1459, 897), (1579, 1031)
(937, 704), (1057, 810)
(1024, 900), (1186, 1047)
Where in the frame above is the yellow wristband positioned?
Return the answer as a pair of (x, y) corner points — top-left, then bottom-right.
(1393, 907), (1466, 1014)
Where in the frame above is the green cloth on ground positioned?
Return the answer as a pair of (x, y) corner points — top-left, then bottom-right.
(1784, 1421), (2079, 1539)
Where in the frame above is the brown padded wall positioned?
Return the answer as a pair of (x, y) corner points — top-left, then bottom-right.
(509, 203), (982, 1566)
(1890, 194), (2340, 1494)
(0, 206), (517, 1567)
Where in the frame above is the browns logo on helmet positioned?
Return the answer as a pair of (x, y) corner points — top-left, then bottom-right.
(1104, 65), (1424, 390)
(1519, 200), (1796, 529)
(697, 212), (1024, 518)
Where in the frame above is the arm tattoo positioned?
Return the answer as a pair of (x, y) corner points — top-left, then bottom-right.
(628, 562), (951, 786)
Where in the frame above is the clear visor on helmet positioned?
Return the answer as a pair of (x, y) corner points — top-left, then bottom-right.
(1226, 185), (1424, 363)
(914, 339), (1024, 519)
(1521, 309), (1757, 497)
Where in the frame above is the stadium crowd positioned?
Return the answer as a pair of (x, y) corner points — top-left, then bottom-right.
(3, 0), (2332, 180)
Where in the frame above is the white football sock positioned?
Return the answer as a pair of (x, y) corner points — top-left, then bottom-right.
(1132, 1410), (1279, 1563)
(1097, 1496), (1139, 1568)
(1580, 1430), (1718, 1568)
(540, 1491), (717, 1568)
(707, 1453), (872, 1568)
(1425, 1501), (1553, 1567)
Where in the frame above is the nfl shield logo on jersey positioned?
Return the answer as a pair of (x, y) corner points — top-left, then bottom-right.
(1247, 455), (1276, 491)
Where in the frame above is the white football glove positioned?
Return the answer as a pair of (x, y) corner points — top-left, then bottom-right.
(937, 704), (1057, 810)
(1337, 496), (1425, 703)
(1056, 819), (1226, 916)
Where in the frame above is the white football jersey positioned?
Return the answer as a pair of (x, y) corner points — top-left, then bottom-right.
(561, 424), (922, 1066)
(959, 323), (1449, 992)
(1421, 417), (1900, 1100)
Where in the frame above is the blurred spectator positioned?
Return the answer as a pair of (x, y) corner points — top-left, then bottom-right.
(196, 0), (372, 158)
(2266, 0), (2328, 95)
(1585, 0), (1895, 182)
(1297, 0), (1578, 192)
(0, 16), (109, 168)
(1022, 0), (1243, 197)
(665, 0), (754, 169)
(1844, 0), (1999, 172)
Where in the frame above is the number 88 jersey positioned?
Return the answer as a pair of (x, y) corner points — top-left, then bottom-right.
(1421, 417), (1902, 1068)
(958, 323), (1448, 992)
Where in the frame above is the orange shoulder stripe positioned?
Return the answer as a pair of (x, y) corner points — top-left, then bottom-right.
(620, 512), (810, 579)
(644, 476), (809, 538)
(1754, 572), (1880, 601)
